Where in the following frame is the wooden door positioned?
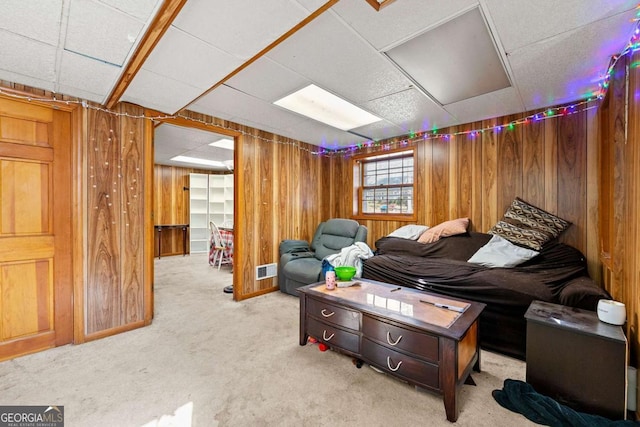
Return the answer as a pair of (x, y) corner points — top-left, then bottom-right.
(0, 97), (73, 361)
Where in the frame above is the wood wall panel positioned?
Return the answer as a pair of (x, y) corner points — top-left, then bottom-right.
(522, 118), (545, 208)
(557, 110), (587, 252)
(86, 108), (121, 334)
(497, 116), (523, 216)
(119, 104), (144, 325)
(152, 164), (213, 257)
(335, 107), (599, 275)
(85, 103), (149, 337)
(600, 51), (640, 385)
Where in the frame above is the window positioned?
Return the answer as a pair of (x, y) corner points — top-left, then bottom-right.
(353, 149), (416, 220)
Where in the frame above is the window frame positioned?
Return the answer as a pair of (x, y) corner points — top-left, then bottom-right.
(351, 147), (417, 221)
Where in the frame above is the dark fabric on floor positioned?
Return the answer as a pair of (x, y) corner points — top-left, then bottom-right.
(492, 379), (639, 426)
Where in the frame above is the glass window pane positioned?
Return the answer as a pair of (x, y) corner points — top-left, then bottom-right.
(359, 151), (415, 215)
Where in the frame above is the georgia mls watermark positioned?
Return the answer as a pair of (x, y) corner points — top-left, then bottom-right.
(0, 406), (64, 427)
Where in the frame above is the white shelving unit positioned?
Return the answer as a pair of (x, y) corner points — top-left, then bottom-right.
(189, 173), (234, 253)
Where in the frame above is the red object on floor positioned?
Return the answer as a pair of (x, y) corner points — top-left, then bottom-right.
(308, 337), (318, 344)
(318, 343), (328, 352)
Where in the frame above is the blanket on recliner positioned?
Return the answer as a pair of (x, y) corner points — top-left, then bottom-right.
(324, 242), (373, 277)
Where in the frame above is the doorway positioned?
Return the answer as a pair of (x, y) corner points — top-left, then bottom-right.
(152, 119), (239, 297)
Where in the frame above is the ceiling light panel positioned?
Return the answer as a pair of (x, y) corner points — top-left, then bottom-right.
(385, 7), (511, 105)
(170, 156), (225, 168)
(209, 138), (234, 150)
(274, 84), (382, 131)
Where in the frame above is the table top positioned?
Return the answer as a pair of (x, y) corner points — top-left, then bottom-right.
(299, 279), (485, 340)
(525, 300), (626, 343)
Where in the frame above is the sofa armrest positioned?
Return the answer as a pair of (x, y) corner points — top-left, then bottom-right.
(557, 276), (611, 311)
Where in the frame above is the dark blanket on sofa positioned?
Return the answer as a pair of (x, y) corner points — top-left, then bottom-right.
(362, 232), (610, 359)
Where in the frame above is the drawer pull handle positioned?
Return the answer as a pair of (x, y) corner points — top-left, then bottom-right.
(386, 331), (402, 346)
(321, 309), (335, 317)
(387, 357), (403, 372)
(323, 330), (335, 341)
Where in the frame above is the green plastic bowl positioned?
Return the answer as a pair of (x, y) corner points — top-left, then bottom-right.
(334, 266), (356, 281)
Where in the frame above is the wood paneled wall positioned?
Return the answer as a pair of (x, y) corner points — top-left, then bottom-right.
(328, 105), (600, 281)
(152, 164), (214, 257)
(600, 52), (640, 375)
(83, 103), (152, 339)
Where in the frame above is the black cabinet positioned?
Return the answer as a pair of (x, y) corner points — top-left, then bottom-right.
(525, 300), (628, 420)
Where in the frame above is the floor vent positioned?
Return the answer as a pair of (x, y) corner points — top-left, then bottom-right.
(256, 263), (277, 280)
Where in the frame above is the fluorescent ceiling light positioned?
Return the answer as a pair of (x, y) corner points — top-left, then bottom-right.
(274, 84), (382, 130)
(209, 138), (234, 150)
(170, 155), (225, 168)
(385, 7), (510, 105)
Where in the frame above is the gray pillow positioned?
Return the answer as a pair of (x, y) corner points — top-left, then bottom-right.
(388, 224), (429, 240)
(468, 235), (539, 268)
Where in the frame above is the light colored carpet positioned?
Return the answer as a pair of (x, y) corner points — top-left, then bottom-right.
(0, 253), (536, 426)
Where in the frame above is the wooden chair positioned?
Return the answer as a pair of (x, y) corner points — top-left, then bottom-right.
(209, 221), (232, 270)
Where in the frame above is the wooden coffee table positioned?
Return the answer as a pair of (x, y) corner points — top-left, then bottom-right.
(298, 279), (485, 422)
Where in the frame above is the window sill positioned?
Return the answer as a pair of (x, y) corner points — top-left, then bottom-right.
(352, 213), (417, 222)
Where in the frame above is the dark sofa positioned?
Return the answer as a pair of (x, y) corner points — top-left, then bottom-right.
(362, 232), (610, 360)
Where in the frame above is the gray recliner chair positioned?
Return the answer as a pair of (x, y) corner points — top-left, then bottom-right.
(278, 218), (368, 296)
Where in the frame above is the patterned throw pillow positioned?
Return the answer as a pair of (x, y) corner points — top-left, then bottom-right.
(489, 198), (570, 251)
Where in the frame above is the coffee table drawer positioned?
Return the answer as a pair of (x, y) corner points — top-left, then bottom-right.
(363, 315), (439, 362)
(307, 297), (361, 330)
(362, 338), (439, 389)
(307, 317), (360, 353)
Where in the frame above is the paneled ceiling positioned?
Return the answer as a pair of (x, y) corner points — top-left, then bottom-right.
(0, 0), (637, 170)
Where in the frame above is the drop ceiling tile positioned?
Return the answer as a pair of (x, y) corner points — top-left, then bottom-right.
(121, 69), (203, 114)
(172, 0), (308, 60)
(283, 118), (369, 148)
(0, 0), (62, 45)
(58, 50), (121, 100)
(508, 10), (635, 110)
(65, 0), (145, 66)
(348, 119), (405, 142)
(485, 0), (636, 52)
(191, 85), (308, 131)
(156, 124), (221, 149)
(443, 87), (524, 124)
(225, 56), (309, 102)
(98, 0), (162, 21)
(141, 26), (244, 91)
(361, 88), (458, 134)
(0, 31), (57, 83)
(189, 146), (233, 162)
(332, 0), (478, 50)
(267, 11), (411, 103)
(0, 69), (55, 93)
